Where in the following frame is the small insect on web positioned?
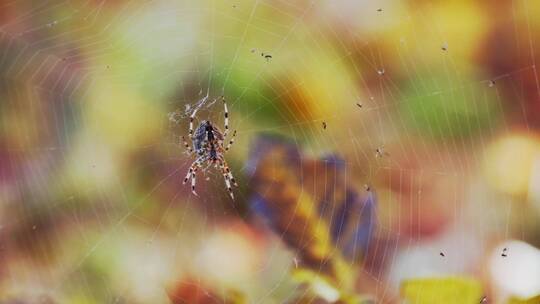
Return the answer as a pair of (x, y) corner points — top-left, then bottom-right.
(181, 96), (238, 199)
(375, 146), (390, 158)
(441, 42), (448, 51)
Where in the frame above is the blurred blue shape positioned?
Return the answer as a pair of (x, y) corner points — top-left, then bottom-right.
(248, 134), (376, 262)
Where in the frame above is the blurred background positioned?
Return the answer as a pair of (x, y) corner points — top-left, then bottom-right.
(1, 0), (540, 303)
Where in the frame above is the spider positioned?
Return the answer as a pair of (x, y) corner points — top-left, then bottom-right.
(181, 97), (238, 199)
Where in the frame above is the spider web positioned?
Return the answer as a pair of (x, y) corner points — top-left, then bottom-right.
(1, 0), (539, 303)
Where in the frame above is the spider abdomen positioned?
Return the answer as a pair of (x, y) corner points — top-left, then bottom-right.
(192, 121), (208, 153)
(192, 120), (224, 159)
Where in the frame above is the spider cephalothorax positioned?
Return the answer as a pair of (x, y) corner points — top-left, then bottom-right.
(181, 97), (238, 199)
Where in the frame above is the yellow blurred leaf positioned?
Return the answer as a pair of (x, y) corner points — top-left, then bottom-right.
(484, 134), (540, 196)
(508, 294), (540, 304)
(401, 277), (483, 304)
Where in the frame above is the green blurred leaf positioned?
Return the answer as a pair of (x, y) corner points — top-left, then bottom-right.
(400, 277), (483, 304)
(399, 73), (501, 141)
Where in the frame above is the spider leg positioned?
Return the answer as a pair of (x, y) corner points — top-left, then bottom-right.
(188, 107), (199, 137)
(182, 156), (205, 186)
(220, 159), (238, 187)
(190, 167), (198, 196)
(227, 170), (238, 188)
(181, 135), (193, 154)
(222, 97), (230, 138)
(182, 164), (196, 185)
(219, 161), (234, 200)
(224, 130), (237, 152)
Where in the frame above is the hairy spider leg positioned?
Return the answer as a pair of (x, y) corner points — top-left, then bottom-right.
(182, 165), (195, 184)
(188, 107), (199, 137)
(181, 135), (193, 154)
(220, 158), (238, 187)
(219, 162), (234, 199)
(224, 130), (237, 152)
(182, 161), (199, 185)
(182, 155), (206, 195)
(190, 167), (198, 196)
(222, 97), (230, 138)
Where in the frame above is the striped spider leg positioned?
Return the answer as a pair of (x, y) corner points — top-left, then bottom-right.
(180, 106), (200, 154)
(220, 158), (238, 187)
(182, 155), (207, 196)
(220, 163), (234, 199)
(218, 158), (238, 199)
(222, 97), (230, 138)
(224, 130), (237, 152)
(181, 135), (193, 154)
